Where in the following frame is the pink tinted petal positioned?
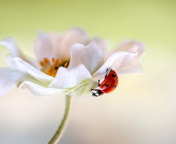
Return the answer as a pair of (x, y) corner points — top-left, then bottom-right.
(111, 40), (145, 75)
(34, 32), (61, 62)
(111, 40), (145, 56)
(115, 55), (143, 75)
(58, 28), (89, 61)
(69, 41), (104, 75)
(93, 37), (108, 58)
(93, 51), (137, 80)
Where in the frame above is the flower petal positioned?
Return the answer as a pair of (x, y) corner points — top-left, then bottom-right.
(93, 37), (108, 58)
(0, 68), (28, 96)
(6, 55), (18, 68)
(114, 57), (143, 75)
(64, 79), (96, 97)
(69, 41), (104, 75)
(19, 81), (64, 96)
(111, 40), (145, 56)
(0, 38), (39, 68)
(0, 38), (24, 58)
(34, 28), (89, 63)
(13, 57), (54, 83)
(58, 28), (89, 61)
(49, 64), (92, 89)
(34, 32), (61, 62)
(6, 55), (40, 70)
(92, 51), (137, 80)
(111, 40), (145, 75)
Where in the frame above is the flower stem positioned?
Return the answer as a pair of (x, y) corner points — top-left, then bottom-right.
(48, 95), (71, 144)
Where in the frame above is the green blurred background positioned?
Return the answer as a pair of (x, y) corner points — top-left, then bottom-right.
(0, 0), (176, 144)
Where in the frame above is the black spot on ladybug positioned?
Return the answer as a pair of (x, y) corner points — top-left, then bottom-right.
(112, 74), (116, 77)
(105, 84), (109, 87)
(113, 86), (116, 89)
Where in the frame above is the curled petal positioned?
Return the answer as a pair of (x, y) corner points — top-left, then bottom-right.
(34, 32), (61, 62)
(112, 40), (145, 74)
(114, 57), (143, 75)
(0, 38), (24, 58)
(58, 28), (89, 61)
(13, 57), (54, 83)
(111, 40), (145, 56)
(49, 64), (92, 89)
(93, 51), (137, 80)
(69, 41), (104, 74)
(0, 38), (39, 68)
(19, 81), (64, 96)
(0, 68), (29, 97)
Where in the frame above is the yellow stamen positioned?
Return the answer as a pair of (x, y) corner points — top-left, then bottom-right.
(44, 58), (49, 63)
(52, 58), (56, 64)
(64, 62), (68, 68)
(40, 58), (70, 77)
(40, 61), (45, 66)
(55, 59), (59, 66)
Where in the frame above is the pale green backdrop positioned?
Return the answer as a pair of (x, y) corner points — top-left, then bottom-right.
(0, 0), (176, 144)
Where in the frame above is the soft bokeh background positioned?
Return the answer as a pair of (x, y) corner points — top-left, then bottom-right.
(0, 0), (176, 144)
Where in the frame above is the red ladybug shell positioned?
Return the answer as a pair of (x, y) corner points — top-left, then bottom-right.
(99, 70), (118, 93)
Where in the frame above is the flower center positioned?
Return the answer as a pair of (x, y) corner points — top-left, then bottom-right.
(40, 57), (69, 77)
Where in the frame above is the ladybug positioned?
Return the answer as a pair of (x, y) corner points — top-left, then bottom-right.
(91, 68), (119, 97)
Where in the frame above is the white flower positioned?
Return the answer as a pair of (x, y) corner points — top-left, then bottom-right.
(0, 28), (145, 97)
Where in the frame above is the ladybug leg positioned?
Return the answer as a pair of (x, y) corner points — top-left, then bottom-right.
(105, 68), (112, 78)
(98, 80), (100, 86)
(105, 68), (109, 78)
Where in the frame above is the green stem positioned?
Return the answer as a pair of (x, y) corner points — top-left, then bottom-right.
(48, 95), (71, 144)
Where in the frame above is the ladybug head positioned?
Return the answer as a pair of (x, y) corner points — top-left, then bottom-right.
(91, 89), (104, 97)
